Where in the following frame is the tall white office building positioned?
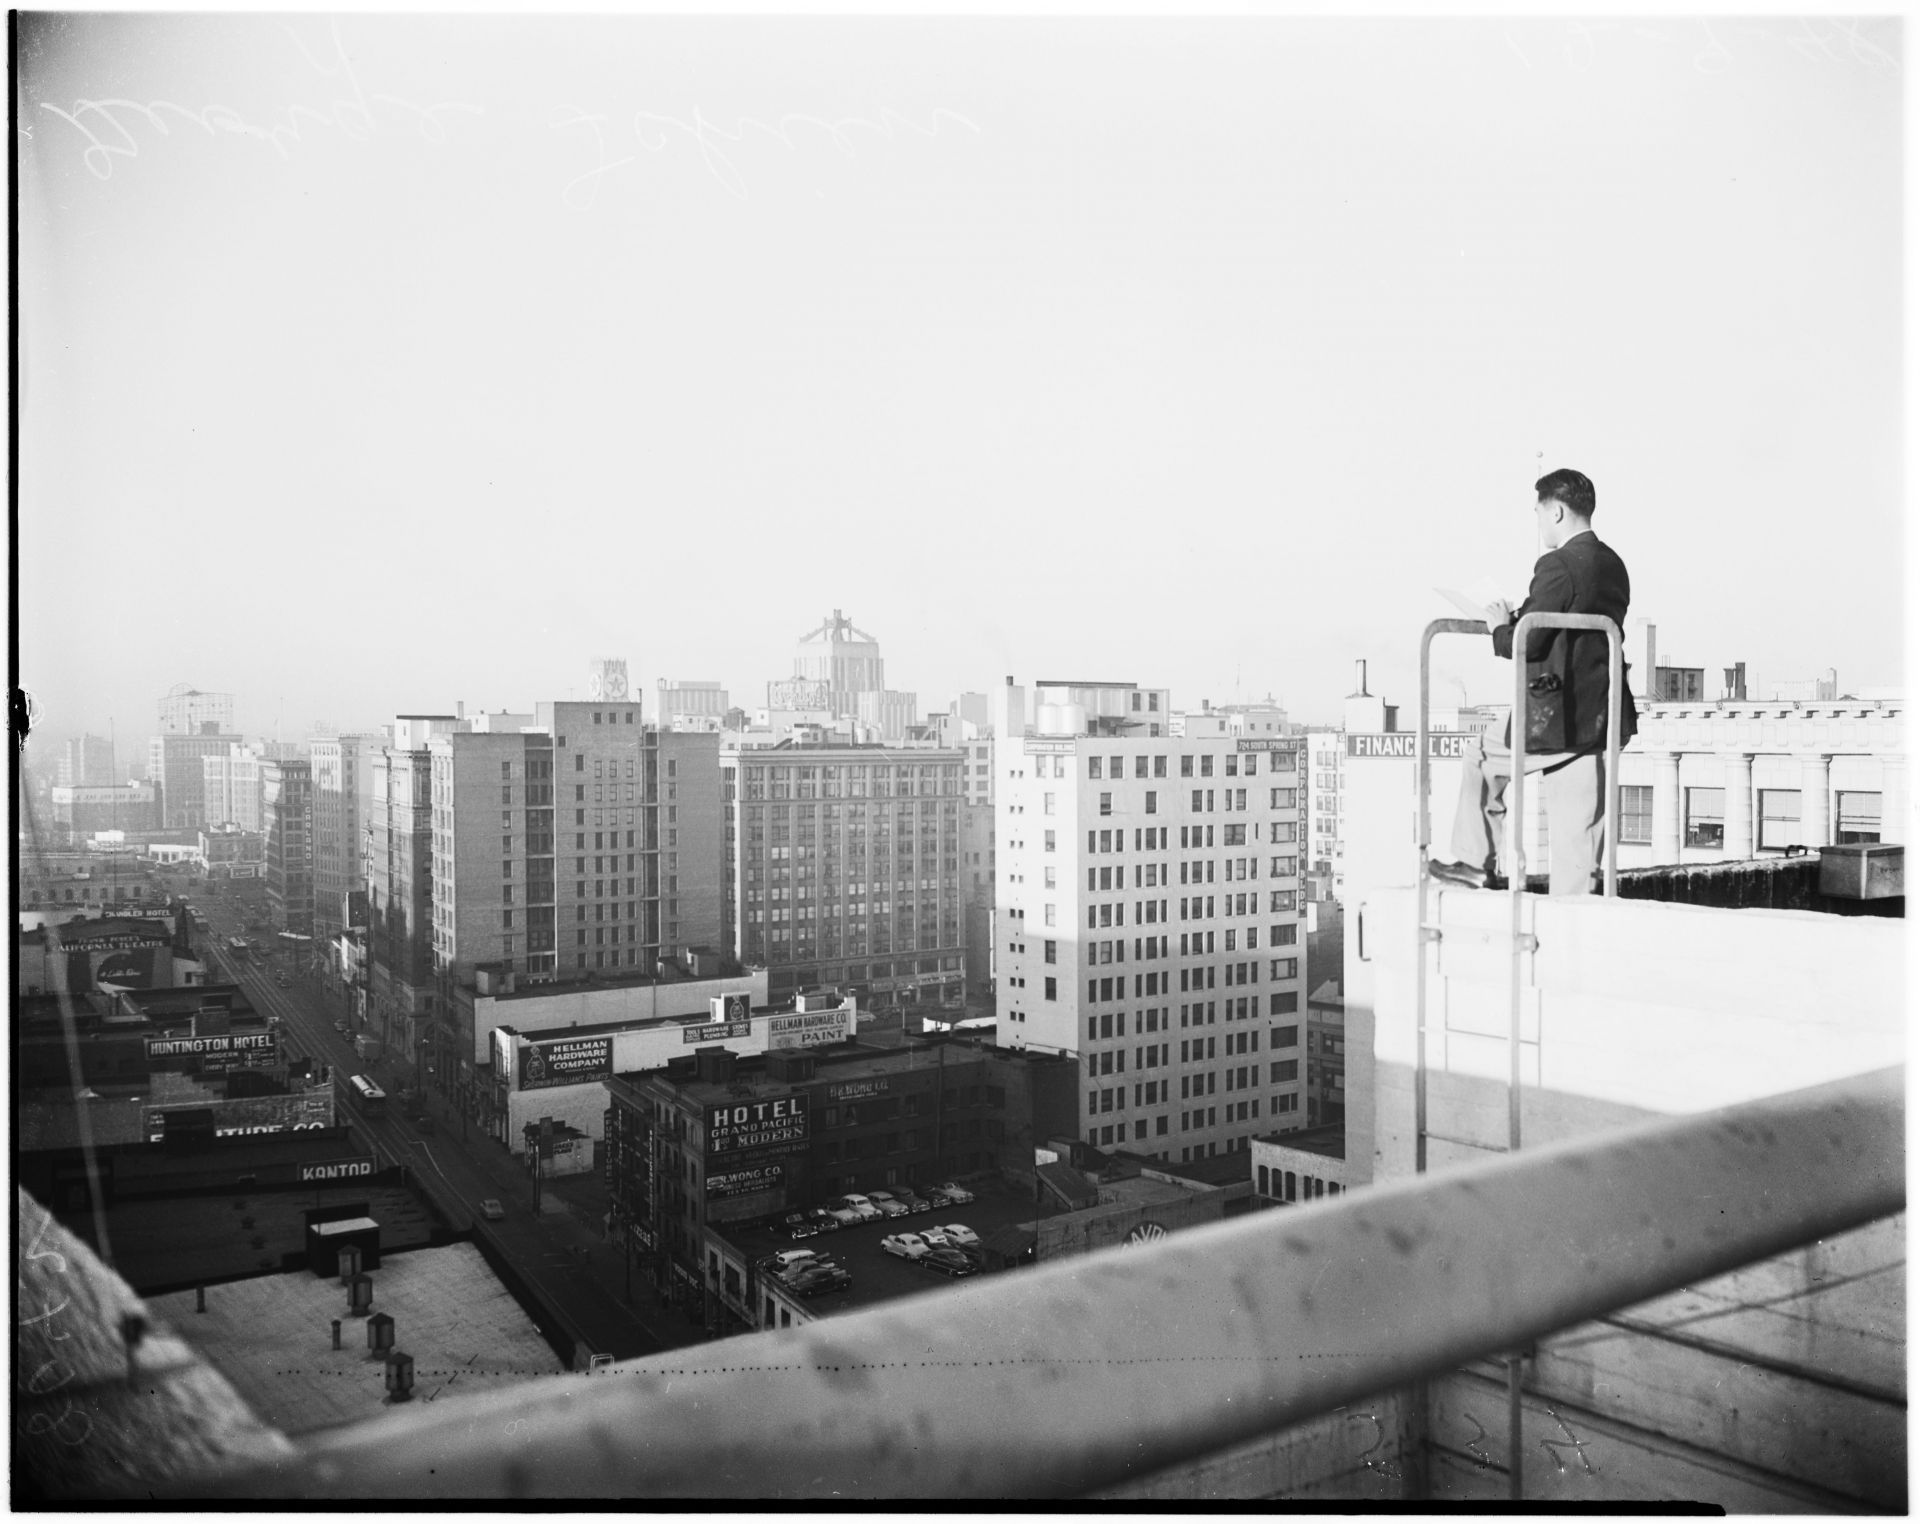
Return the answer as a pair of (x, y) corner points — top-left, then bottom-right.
(995, 680), (1309, 1163)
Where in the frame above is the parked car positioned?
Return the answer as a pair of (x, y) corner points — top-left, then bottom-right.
(805, 1207), (843, 1233)
(333, 1020), (349, 1035)
(928, 1222), (979, 1248)
(866, 1191), (911, 1219)
(880, 1232), (933, 1261)
(922, 1247), (978, 1278)
(780, 1212), (818, 1240)
(789, 1266), (853, 1298)
(781, 1254), (841, 1282)
(894, 1189), (931, 1214)
(922, 1187), (957, 1209)
(937, 1181), (976, 1205)
(823, 1202), (862, 1226)
(837, 1194), (883, 1222)
(479, 1199), (505, 1221)
(410, 1112), (435, 1134)
(759, 1249), (818, 1275)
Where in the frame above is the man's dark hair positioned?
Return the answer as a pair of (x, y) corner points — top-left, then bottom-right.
(1535, 468), (1596, 519)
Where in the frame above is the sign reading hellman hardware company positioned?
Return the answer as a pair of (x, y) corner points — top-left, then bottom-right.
(768, 1007), (850, 1049)
(299, 1156), (376, 1183)
(519, 1034), (614, 1090)
(705, 1094), (808, 1155)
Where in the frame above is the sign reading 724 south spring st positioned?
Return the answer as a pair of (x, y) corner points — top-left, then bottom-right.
(519, 1035), (614, 1090)
(705, 1094), (809, 1155)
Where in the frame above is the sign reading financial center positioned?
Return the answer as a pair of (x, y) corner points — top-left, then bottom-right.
(145, 1031), (277, 1060)
(1345, 733), (1473, 760)
(299, 1156), (376, 1183)
(519, 1034), (614, 1090)
(706, 1094), (809, 1155)
(768, 1007), (851, 1048)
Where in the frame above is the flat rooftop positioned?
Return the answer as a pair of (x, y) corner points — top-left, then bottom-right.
(1255, 1123), (1346, 1161)
(496, 1000), (830, 1042)
(148, 1242), (565, 1436)
(629, 1038), (993, 1105)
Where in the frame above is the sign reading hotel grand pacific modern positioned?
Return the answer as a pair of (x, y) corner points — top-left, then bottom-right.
(706, 1094), (808, 1155)
(1345, 733), (1472, 760)
(145, 1031), (278, 1060)
(519, 1034), (614, 1090)
(299, 1156), (376, 1183)
(768, 1007), (851, 1048)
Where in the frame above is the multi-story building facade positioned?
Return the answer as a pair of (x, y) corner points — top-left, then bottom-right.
(50, 783), (158, 843)
(202, 741), (266, 833)
(995, 681), (1309, 1163)
(309, 734), (380, 947)
(59, 734), (117, 788)
(656, 680), (731, 729)
(1303, 727), (1345, 902)
(157, 684), (234, 737)
(149, 732), (240, 831)
(368, 716), (455, 1070)
(721, 742), (966, 1011)
(260, 759), (314, 938)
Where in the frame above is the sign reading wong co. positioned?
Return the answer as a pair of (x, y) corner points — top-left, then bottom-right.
(827, 1078), (889, 1102)
(1345, 732), (1473, 760)
(707, 1164), (784, 1199)
(768, 1007), (850, 1048)
(706, 1094), (808, 1155)
(299, 1156), (375, 1183)
(519, 1035), (614, 1090)
(145, 1031), (277, 1060)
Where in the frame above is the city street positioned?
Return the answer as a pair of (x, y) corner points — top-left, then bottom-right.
(177, 878), (704, 1361)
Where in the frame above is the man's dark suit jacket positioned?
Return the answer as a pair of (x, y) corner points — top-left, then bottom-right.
(1493, 529), (1637, 755)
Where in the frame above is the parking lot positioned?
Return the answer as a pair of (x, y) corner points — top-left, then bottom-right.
(724, 1176), (1056, 1315)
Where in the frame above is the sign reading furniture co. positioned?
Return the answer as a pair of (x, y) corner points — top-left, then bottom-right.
(705, 1094), (809, 1155)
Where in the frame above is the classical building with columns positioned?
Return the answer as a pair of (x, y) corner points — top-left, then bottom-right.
(1614, 698), (1904, 866)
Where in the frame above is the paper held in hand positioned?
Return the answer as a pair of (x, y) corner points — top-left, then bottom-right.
(1436, 578), (1505, 623)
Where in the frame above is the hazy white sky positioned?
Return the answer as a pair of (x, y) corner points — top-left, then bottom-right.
(17, 10), (1905, 748)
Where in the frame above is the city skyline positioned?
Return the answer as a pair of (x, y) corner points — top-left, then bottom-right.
(17, 13), (1904, 751)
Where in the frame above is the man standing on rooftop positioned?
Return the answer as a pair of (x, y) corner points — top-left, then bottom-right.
(1431, 468), (1637, 895)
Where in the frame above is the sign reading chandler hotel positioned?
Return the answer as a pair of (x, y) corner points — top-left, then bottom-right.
(705, 1094), (809, 1155)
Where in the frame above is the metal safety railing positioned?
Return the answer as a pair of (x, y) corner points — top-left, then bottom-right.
(1416, 611), (1627, 1496)
(148, 1067), (1904, 1502)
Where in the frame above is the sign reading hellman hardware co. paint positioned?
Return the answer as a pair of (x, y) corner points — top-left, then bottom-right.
(519, 1034), (614, 1090)
(299, 1156), (375, 1183)
(682, 1019), (751, 1045)
(145, 1031), (278, 1060)
(1345, 732), (1473, 760)
(768, 1007), (850, 1049)
(705, 1094), (808, 1155)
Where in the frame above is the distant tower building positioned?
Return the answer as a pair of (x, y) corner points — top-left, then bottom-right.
(158, 684), (235, 737)
(793, 611), (885, 720)
(59, 734), (117, 788)
(261, 758), (315, 938)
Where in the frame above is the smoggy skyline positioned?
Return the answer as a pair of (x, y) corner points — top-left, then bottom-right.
(18, 12), (1905, 753)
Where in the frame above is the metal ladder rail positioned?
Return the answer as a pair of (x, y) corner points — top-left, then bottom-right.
(1417, 611), (1626, 1502)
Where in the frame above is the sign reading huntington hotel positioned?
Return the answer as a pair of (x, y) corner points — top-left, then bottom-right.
(705, 1094), (809, 1155)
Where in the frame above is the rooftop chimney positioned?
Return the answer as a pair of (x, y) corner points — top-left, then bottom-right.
(1354, 660), (1369, 696)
